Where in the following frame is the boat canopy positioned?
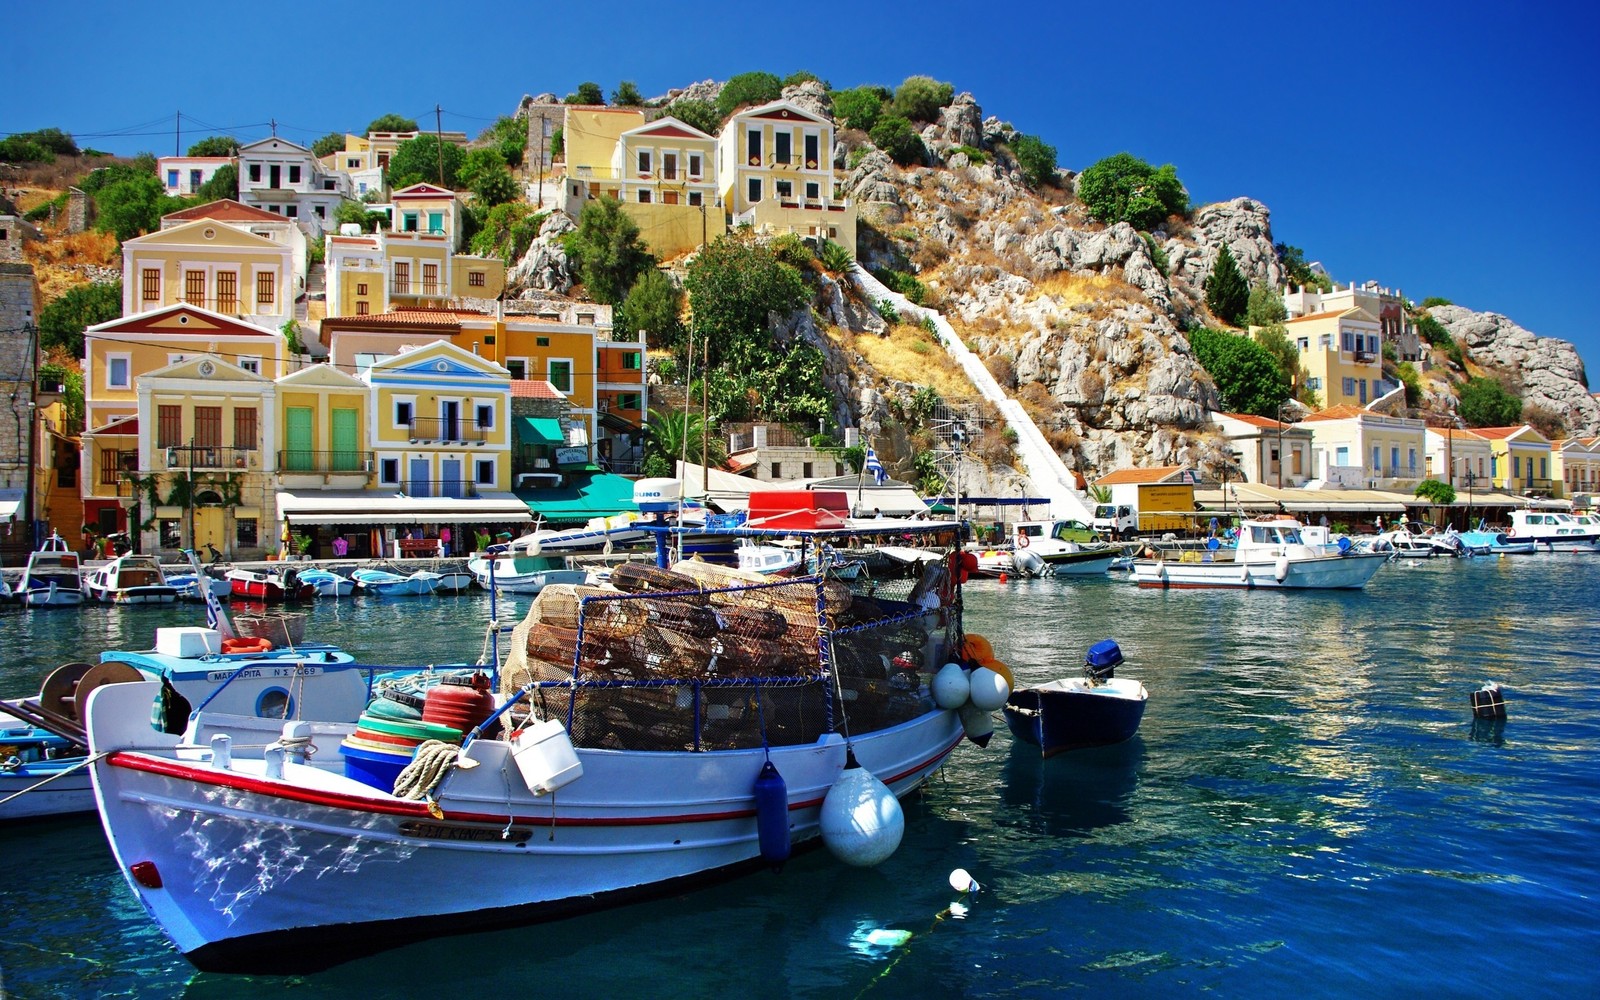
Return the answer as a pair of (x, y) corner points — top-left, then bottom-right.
(275, 489), (534, 525)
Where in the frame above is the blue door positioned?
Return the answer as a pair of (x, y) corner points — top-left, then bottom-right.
(442, 458), (463, 498)
(409, 458), (430, 497)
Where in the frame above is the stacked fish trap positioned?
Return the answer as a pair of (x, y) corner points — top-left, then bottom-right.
(501, 557), (945, 753)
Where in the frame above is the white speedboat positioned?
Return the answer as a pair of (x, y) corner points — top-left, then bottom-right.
(466, 553), (586, 594)
(84, 554), (179, 604)
(16, 533), (84, 607)
(1129, 517), (1389, 589)
(85, 502), (992, 974)
(737, 539), (805, 575)
(1506, 510), (1600, 552)
(165, 570), (232, 601)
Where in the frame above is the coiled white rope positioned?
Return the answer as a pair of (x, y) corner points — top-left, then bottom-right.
(392, 739), (460, 802)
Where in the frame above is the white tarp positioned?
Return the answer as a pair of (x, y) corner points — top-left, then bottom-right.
(276, 490), (533, 526)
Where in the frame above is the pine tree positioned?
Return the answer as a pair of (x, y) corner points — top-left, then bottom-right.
(1204, 244), (1250, 327)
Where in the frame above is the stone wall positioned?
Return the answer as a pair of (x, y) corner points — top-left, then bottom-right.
(0, 263), (40, 493)
(67, 187), (91, 233)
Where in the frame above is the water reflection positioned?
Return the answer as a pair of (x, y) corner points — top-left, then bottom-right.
(1469, 717), (1507, 746)
(999, 739), (1145, 838)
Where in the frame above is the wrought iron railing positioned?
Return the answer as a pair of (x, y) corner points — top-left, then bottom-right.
(407, 418), (487, 443)
(394, 479), (479, 499)
(158, 445), (257, 471)
(277, 450), (374, 474)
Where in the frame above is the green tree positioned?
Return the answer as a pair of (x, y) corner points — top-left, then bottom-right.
(869, 114), (924, 166)
(365, 114), (418, 135)
(665, 99), (722, 136)
(196, 163), (238, 201)
(1414, 478), (1456, 505)
(39, 282), (122, 356)
(831, 86), (887, 132)
(485, 116), (527, 167)
(37, 360), (84, 433)
(1458, 376), (1522, 427)
(1009, 134), (1058, 188)
(567, 196), (654, 305)
(1245, 283), (1288, 327)
(1414, 311), (1451, 347)
(0, 138), (53, 164)
(185, 135), (238, 157)
(612, 81), (645, 107)
(15, 127), (78, 156)
(619, 269), (684, 349)
(93, 173), (166, 241)
(334, 199), (386, 233)
(1204, 244), (1250, 326)
(457, 147), (506, 191)
(386, 134), (465, 189)
(565, 82), (605, 105)
(1275, 242), (1327, 290)
(1253, 323), (1306, 393)
(818, 238), (854, 273)
(1188, 327), (1290, 416)
(892, 75), (955, 122)
(1076, 152), (1188, 230)
(472, 162), (518, 206)
(716, 71), (783, 118)
(311, 132), (346, 158)
(551, 127), (564, 158)
(684, 232), (809, 365)
(1394, 361), (1422, 407)
(783, 70), (823, 87)
(642, 409), (727, 478)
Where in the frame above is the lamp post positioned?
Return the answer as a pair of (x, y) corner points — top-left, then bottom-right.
(1276, 402), (1288, 489)
(1463, 469), (1477, 529)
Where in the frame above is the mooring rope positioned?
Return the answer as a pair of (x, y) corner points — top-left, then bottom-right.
(0, 752), (109, 807)
(392, 739), (460, 802)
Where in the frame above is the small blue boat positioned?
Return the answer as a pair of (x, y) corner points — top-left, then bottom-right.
(352, 568), (440, 596)
(297, 568), (354, 597)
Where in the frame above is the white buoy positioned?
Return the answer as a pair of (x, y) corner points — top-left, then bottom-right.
(820, 752), (905, 867)
(1274, 554), (1290, 583)
(966, 666), (1010, 711)
(958, 702), (995, 747)
(931, 662), (971, 710)
(948, 868), (981, 893)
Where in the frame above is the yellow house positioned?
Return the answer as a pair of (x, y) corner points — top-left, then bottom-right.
(562, 107), (649, 197)
(275, 362), (373, 488)
(1281, 307), (1388, 410)
(1424, 426), (1495, 489)
(133, 354), (275, 557)
(1301, 404), (1428, 488)
(81, 304), (288, 538)
(122, 218), (296, 330)
(323, 227), (504, 320)
(1472, 425), (1553, 494)
(390, 183), (463, 249)
(611, 117), (722, 257)
(715, 100), (856, 248)
(1554, 436), (1600, 500)
(364, 340), (513, 497)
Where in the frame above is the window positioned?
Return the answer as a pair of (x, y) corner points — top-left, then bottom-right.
(637, 189), (652, 203)
(616, 393), (641, 410)
(167, 169), (179, 188)
(623, 352), (641, 370)
(770, 462), (781, 478)
(314, 205), (325, 218)
(476, 459), (495, 485)
(216, 271), (237, 313)
(476, 404), (494, 429)
(1540, 457), (1548, 479)
(403, 212), (419, 233)
(1390, 447), (1399, 474)
(1306, 377), (1321, 389)
(1318, 334), (1332, 349)
(356, 301), (369, 316)
(662, 153), (677, 179)
(536, 336), (550, 347)
(805, 133), (819, 166)
(802, 461), (813, 477)
(238, 356), (261, 375)
(775, 180), (793, 200)
(1342, 377), (1355, 397)
(285, 205), (298, 219)
(688, 192), (703, 207)
(748, 178), (761, 204)
(548, 359), (573, 393)
(347, 158), (361, 169)
(185, 269), (206, 305)
(422, 262), (439, 295)
(288, 165), (301, 184)
(427, 212), (442, 234)
(1513, 456), (1522, 478)
(237, 518), (258, 547)
(1408, 448), (1417, 472)
(158, 405), (183, 448)
(637, 150), (652, 173)
(747, 129), (761, 163)
(248, 163), (261, 182)
(380, 458), (399, 484)
(395, 400), (414, 428)
(194, 406), (222, 448)
(774, 132), (791, 164)
(688, 153), (701, 177)
(393, 261), (410, 292)
(142, 268), (161, 305)
(468, 270), (485, 287)
(1372, 446), (1381, 472)
(805, 181), (819, 201)
(1297, 338), (1309, 351)
(256, 271), (275, 306)
(235, 407), (258, 449)
(107, 354), (131, 389)
(506, 359), (528, 380)
(356, 282), (368, 296)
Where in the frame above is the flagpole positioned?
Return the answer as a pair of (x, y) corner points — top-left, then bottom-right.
(856, 448), (865, 516)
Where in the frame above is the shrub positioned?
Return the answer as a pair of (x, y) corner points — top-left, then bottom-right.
(869, 115), (925, 167)
(818, 238), (854, 273)
(1444, 337), (1466, 369)
(717, 72), (783, 118)
(386, 134), (465, 189)
(186, 136), (238, 157)
(892, 76), (954, 122)
(0, 137), (52, 164)
(12, 127), (78, 157)
(568, 196), (654, 305)
(197, 163), (238, 201)
(1009, 134), (1058, 188)
(311, 132), (345, 158)
(1414, 311), (1451, 347)
(948, 144), (987, 164)
(1141, 233), (1170, 275)
(782, 70), (823, 87)
(565, 82), (605, 105)
(365, 114), (418, 135)
(872, 267), (926, 304)
(876, 299), (901, 325)
(619, 269), (684, 349)
(1077, 152), (1188, 229)
(39, 281), (122, 355)
(470, 203), (545, 262)
(1188, 327), (1290, 416)
(1244, 283), (1287, 327)
(769, 233), (816, 270)
(1458, 376), (1521, 427)
(666, 99), (722, 136)
(832, 87), (888, 133)
(1204, 245), (1249, 327)
(1394, 361), (1421, 407)
(1420, 296), (1452, 308)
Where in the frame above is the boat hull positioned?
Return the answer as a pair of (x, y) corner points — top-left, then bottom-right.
(86, 679), (965, 974)
(1003, 678), (1148, 756)
(20, 584), (84, 607)
(0, 763), (95, 820)
(1130, 551), (1387, 589)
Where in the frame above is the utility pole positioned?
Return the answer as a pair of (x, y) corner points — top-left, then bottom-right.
(23, 321), (39, 548)
(700, 336), (709, 500)
(187, 436), (196, 553)
(175, 110), (181, 157)
(435, 105), (445, 186)
(270, 118), (278, 138)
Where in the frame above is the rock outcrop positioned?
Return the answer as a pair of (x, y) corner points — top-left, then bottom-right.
(506, 213), (577, 297)
(1166, 197), (1281, 297)
(1428, 305), (1600, 434)
(780, 80), (831, 120)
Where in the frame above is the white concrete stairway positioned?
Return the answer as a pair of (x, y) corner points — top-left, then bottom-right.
(848, 265), (1096, 523)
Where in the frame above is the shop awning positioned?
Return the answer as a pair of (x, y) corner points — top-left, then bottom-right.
(276, 490), (533, 526)
(0, 488), (22, 522)
(513, 417), (565, 446)
(515, 472), (638, 523)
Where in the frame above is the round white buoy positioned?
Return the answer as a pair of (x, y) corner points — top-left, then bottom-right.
(948, 868), (981, 893)
(820, 756), (905, 867)
(1274, 554), (1290, 583)
(966, 666), (1010, 711)
(958, 701), (995, 747)
(931, 662), (971, 710)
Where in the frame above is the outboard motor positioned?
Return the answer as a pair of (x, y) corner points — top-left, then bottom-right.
(1084, 638), (1123, 683)
(282, 567), (300, 598)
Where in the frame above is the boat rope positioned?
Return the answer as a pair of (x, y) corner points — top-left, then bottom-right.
(476, 619), (500, 667)
(392, 739), (460, 807)
(0, 752), (108, 807)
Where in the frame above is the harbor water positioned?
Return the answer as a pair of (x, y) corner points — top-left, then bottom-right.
(2, 555), (1597, 998)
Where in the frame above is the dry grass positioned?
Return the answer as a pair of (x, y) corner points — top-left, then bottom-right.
(846, 323), (974, 399)
(24, 231), (121, 302)
(1030, 271), (1140, 310)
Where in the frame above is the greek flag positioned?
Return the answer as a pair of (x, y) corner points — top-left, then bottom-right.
(864, 447), (887, 486)
(203, 585), (236, 639)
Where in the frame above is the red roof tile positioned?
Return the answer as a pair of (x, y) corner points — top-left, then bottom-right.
(1301, 404), (1370, 421)
(1096, 465), (1186, 485)
(162, 199), (286, 224)
(1224, 412), (1291, 430)
(510, 380), (564, 399)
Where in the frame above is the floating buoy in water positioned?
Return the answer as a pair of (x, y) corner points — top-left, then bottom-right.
(753, 760), (790, 869)
(932, 662), (971, 710)
(1471, 681), (1506, 719)
(998, 571), (1008, 584)
(820, 750), (904, 866)
(967, 666), (1011, 711)
(958, 701), (995, 747)
(948, 868), (981, 894)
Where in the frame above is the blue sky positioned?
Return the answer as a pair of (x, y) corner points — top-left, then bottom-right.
(8, 1), (1598, 377)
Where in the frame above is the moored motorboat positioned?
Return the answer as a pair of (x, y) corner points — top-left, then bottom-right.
(433, 570), (475, 592)
(165, 570), (231, 601)
(296, 567), (354, 597)
(1003, 640), (1149, 756)
(1456, 528), (1536, 554)
(16, 533), (84, 607)
(466, 552), (586, 594)
(1505, 510), (1600, 552)
(352, 568), (441, 596)
(84, 554), (179, 604)
(1130, 517), (1388, 590)
(227, 566), (316, 602)
(84, 494), (999, 973)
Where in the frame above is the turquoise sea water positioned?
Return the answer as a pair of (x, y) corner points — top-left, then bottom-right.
(1, 555), (1597, 998)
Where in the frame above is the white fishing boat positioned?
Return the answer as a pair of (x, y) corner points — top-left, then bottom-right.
(1506, 509), (1600, 552)
(165, 570), (232, 601)
(227, 566), (317, 602)
(84, 494), (999, 973)
(15, 533), (84, 607)
(1129, 517), (1389, 589)
(352, 568), (441, 596)
(433, 570), (475, 592)
(84, 554), (179, 604)
(509, 511), (652, 554)
(736, 538), (805, 575)
(466, 552), (586, 594)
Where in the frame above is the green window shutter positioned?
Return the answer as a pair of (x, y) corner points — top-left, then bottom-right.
(285, 406), (314, 471)
(331, 408), (359, 472)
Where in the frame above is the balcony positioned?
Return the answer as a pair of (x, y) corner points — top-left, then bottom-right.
(277, 450), (375, 474)
(394, 479), (480, 499)
(390, 282), (445, 298)
(1352, 350), (1378, 363)
(407, 418), (487, 444)
(159, 445), (257, 471)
